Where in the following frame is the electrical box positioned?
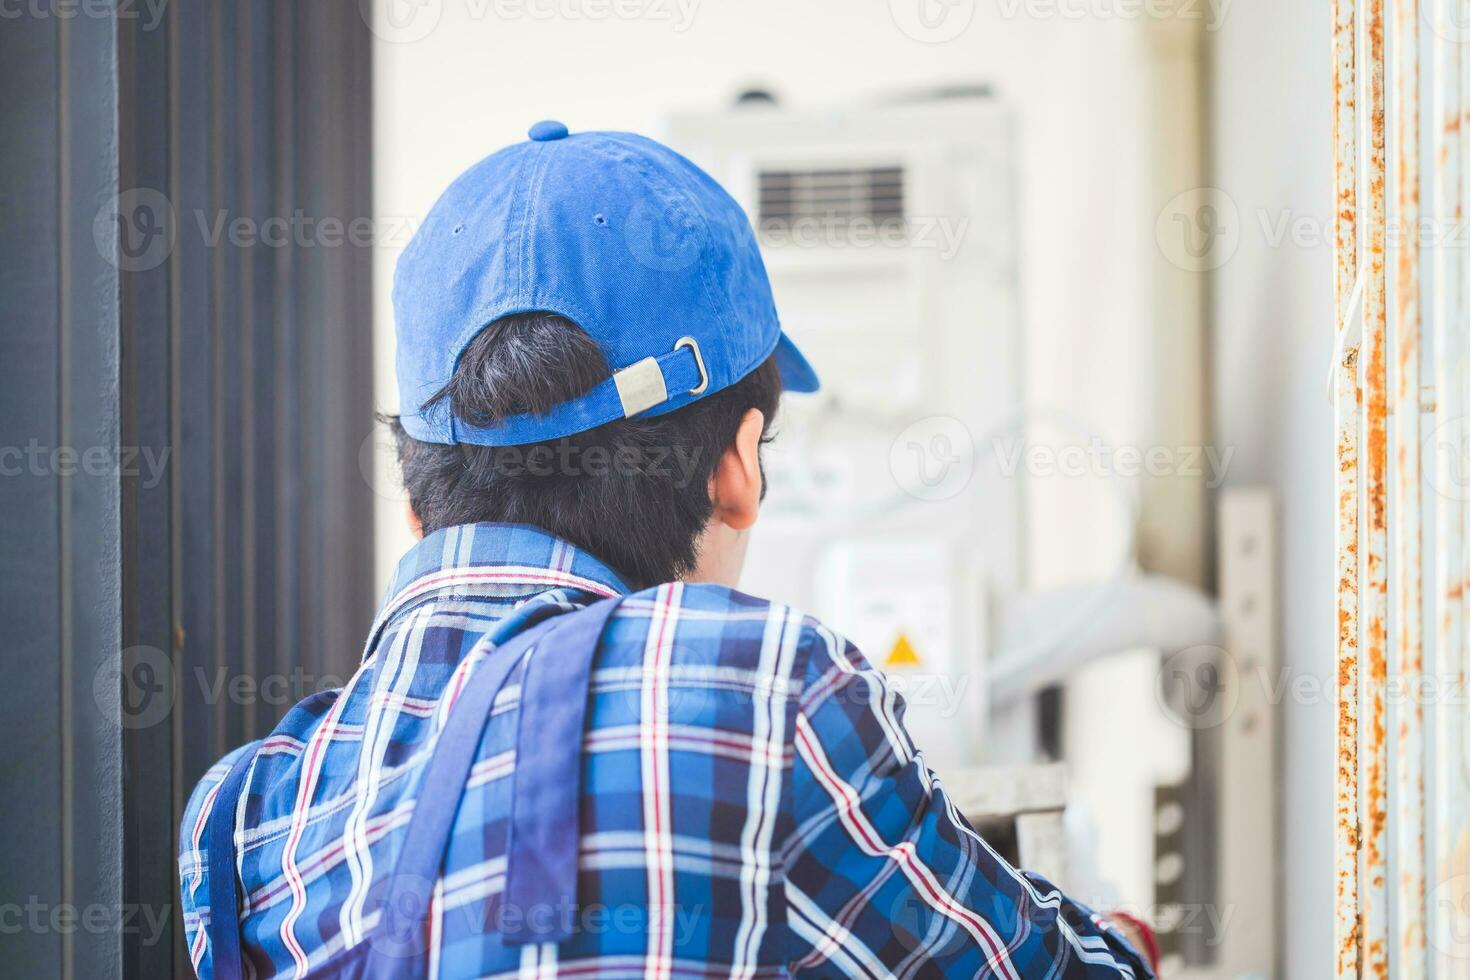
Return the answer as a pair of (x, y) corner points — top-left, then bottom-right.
(814, 534), (988, 775)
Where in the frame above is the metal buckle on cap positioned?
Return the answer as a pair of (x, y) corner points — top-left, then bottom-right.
(612, 357), (668, 418)
(675, 336), (709, 394)
(612, 337), (709, 420)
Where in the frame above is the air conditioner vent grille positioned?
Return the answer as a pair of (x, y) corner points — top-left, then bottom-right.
(756, 166), (905, 235)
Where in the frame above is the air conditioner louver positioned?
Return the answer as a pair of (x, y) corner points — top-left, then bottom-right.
(756, 165), (905, 237)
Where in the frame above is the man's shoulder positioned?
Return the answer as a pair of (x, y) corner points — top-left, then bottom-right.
(177, 742), (253, 881)
(615, 580), (829, 640)
(178, 688), (342, 865)
(607, 581), (839, 683)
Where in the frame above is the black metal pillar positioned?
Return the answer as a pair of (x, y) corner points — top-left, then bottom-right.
(0, 3), (375, 976)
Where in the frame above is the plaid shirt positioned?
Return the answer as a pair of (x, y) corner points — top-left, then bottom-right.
(179, 522), (1151, 978)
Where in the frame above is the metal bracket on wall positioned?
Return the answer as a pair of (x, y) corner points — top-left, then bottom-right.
(1154, 489), (1279, 979)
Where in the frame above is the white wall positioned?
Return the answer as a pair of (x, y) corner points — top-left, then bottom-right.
(369, 0), (1157, 588)
(1209, 0), (1334, 975)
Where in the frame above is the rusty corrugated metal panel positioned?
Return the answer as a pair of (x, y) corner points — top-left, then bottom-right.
(1333, 0), (1363, 971)
(1389, 0), (1428, 971)
(1339, 2), (1469, 973)
(1360, 0), (1392, 974)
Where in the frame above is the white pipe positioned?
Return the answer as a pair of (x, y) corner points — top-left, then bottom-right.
(988, 573), (1221, 705)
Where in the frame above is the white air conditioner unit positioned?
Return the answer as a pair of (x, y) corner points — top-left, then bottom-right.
(669, 102), (1023, 773)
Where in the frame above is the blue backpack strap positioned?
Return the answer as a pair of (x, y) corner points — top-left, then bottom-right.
(501, 595), (625, 944)
(204, 741), (263, 980)
(372, 595), (624, 964)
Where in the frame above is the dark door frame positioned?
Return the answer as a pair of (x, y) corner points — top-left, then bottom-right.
(0, 4), (375, 977)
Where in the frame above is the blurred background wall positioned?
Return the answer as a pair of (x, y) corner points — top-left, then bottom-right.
(1210, 2), (1334, 978)
(368, 0), (1334, 974)
(370, 3), (1156, 590)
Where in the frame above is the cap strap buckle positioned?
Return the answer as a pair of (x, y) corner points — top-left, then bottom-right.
(674, 336), (709, 395)
(612, 337), (709, 419)
(612, 357), (668, 418)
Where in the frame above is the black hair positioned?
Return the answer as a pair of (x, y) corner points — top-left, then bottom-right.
(386, 312), (782, 590)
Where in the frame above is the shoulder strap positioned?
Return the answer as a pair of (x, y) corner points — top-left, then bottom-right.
(372, 595), (625, 963)
(501, 594), (626, 944)
(202, 597), (626, 978)
(203, 742), (262, 980)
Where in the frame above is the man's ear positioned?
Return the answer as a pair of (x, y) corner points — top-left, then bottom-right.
(404, 498), (423, 540)
(709, 408), (765, 532)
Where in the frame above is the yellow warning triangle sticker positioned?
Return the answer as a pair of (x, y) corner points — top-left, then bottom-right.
(884, 632), (923, 669)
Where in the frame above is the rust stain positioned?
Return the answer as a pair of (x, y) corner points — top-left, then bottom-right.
(1332, 0), (1362, 968)
(1357, 1), (1390, 974)
(1389, 0), (1428, 966)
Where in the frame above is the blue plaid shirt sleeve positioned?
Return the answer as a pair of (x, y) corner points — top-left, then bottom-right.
(783, 622), (1154, 978)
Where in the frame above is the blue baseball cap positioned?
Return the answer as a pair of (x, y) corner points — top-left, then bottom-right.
(393, 119), (820, 446)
